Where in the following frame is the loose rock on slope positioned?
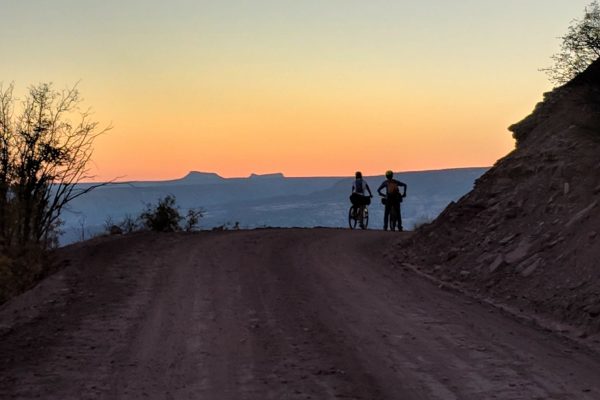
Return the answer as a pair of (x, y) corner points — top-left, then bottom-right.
(403, 59), (600, 339)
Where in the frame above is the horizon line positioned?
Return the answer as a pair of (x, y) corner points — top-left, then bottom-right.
(79, 165), (491, 184)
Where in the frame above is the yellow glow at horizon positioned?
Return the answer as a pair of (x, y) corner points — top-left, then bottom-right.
(88, 64), (526, 180)
(1, 1), (588, 181)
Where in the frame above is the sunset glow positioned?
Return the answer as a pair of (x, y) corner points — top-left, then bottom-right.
(0, 1), (590, 180)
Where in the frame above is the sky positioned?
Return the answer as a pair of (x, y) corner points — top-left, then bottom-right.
(0, 0), (593, 180)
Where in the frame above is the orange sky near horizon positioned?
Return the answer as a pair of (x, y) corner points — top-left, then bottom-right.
(0, 1), (591, 181)
(86, 68), (535, 180)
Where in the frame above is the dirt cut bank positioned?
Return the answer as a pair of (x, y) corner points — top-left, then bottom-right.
(403, 60), (600, 338)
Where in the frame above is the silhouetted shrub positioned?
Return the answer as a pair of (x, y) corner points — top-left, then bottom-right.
(183, 209), (203, 232)
(104, 200), (203, 235)
(120, 214), (139, 233)
(140, 195), (183, 232)
(542, 1), (600, 85)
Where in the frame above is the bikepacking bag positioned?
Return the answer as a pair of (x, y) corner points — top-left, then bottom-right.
(350, 193), (370, 206)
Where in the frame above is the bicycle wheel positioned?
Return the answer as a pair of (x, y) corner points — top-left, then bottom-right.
(362, 206), (369, 229)
(348, 206), (358, 229)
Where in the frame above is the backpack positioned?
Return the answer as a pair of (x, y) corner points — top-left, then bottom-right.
(386, 180), (399, 194)
(354, 179), (364, 194)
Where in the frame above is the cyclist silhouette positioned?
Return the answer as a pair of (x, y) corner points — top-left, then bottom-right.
(349, 171), (373, 228)
(377, 170), (407, 231)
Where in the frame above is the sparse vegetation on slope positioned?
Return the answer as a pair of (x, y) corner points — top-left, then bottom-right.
(543, 1), (600, 85)
(402, 59), (600, 337)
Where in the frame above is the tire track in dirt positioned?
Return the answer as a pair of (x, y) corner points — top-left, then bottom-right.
(1, 229), (599, 399)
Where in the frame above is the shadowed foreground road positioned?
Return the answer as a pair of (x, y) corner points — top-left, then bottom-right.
(1, 229), (599, 399)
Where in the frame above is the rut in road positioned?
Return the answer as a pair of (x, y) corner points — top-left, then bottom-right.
(0, 229), (599, 399)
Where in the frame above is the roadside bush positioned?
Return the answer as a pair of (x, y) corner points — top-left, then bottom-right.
(211, 221), (239, 231)
(102, 198), (203, 235)
(140, 195), (183, 232)
(120, 214), (139, 233)
(103, 214), (139, 235)
(103, 216), (116, 233)
(183, 209), (203, 232)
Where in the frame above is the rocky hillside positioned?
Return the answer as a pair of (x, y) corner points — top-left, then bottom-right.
(403, 60), (600, 338)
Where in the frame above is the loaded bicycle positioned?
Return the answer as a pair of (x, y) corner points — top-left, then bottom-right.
(380, 195), (400, 231)
(348, 202), (369, 229)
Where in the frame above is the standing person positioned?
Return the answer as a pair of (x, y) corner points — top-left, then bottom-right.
(350, 171), (373, 228)
(377, 170), (407, 231)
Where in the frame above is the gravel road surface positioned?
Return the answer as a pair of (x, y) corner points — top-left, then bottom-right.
(1, 229), (599, 399)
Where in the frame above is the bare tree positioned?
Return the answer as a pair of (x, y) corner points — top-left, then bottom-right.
(183, 208), (204, 232)
(542, 1), (600, 85)
(0, 83), (15, 247)
(0, 82), (109, 249)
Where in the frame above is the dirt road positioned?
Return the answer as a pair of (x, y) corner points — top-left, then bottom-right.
(1, 229), (599, 399)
